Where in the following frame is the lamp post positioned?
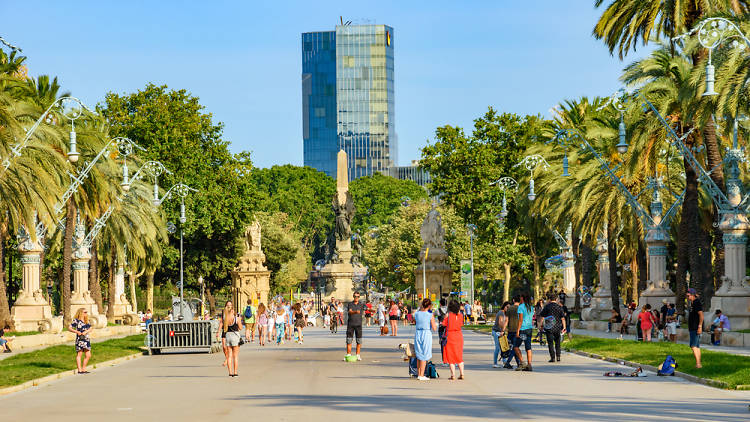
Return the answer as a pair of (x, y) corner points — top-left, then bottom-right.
(673, 17), (750, 97)
(489, 176), (519, 226)
(2, 96), (91, 173)
(466, 223), (477, 305)
(153, 181), (198, 320)
(514, 155), (550, 201)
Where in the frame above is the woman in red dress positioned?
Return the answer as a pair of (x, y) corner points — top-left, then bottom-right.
(442, 300), (465, 380)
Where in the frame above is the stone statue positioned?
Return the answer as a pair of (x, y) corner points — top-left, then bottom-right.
(333, 191), (355, 242)
(420, 207), (446, 249)
(245, 219), (262, 252)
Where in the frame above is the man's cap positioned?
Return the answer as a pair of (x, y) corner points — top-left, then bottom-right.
(687, 288), (697, 295)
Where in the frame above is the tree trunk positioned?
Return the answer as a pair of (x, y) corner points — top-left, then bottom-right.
(106, 253), (116, 320)
(676, 134), (701, 315)
(88, 238), (102, 311)
(146, 272), (154, 313)
(62, 200), (76, 327)
(0, 222), (12, 329)
(703, 115), (724, 307)
(636, 239), (648, 303)
(503, 263), (511, 302)
(572, 232), (581, 312)
(608, 219), (620, 311)
(205, 286), (216, 316)
(128, 270), (138, 313)
(581, 243), (594, 289)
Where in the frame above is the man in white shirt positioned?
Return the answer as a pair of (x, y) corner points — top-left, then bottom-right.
(377, 301), (386, 335)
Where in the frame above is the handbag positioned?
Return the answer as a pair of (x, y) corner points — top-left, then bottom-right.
(498, 333), (510, 353)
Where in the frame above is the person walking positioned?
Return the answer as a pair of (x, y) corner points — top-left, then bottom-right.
(223, 301), (243, 377)
(365, 300), (373, 327)
(443, 300), (465, 380)
(414, 298), (438, 380)
(217, 311), (228, 367)
(388, 300), (399, 336)
(505, 296), (522, 369)
(274, 305), (286, 345)
(377, 300), (387, 335)
(539, 294), (567, 362)
(243, 299), (257, 343)
(345, 292), (366, 361)
(515, 294), (535, 371)
(294, 303), (306, 344)
(68, 308), (93, 374)
(267, 304), (276, 343)
(256, 303), (267, 346)
(463, 301), (472, 324)
(687, 288), (704, 368)
(436, 298), (448, 363)
(491, 301), (508, 368)
(638, 304), (656, 342)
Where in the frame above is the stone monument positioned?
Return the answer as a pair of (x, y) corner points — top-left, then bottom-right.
(231, 219), (271, 307)
(70, 217), (107, 328)
(10, 224), (61, 333)
(639, 181), (676, 309)
(414, 206), (453, 299)
(711, 157), (750, 330)
(109, 262), (138, 325)
(581, 230), (613, 321)
(320, 150), (357, 302)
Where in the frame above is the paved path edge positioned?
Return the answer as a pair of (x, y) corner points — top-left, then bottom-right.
(0, 352), (144, 397)
(563, 347), (732, 390)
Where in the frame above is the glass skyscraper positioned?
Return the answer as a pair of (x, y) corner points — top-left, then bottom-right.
(302, 24), (396, 180)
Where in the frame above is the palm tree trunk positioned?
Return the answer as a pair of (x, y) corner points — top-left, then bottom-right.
(572, 232), (582, 312)
(703, 116), (725, 307)
(128, 270), (138, 313)
(0, 222), (12, 329)
(636, 239), (647, 302)
(106, 252), (115, 320)
(607, 219), (621, 311)
(88, 238), (103, 311)
(62, 199), (75, 327)
(146, 272), (154, 313)
(676, 143), (701, 315)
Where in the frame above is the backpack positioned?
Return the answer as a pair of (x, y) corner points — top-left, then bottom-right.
(244, 306), (253, 320)
(543, 315), (556, 331)
(657, 355), (677, 376)
(425, 361), (439, 378)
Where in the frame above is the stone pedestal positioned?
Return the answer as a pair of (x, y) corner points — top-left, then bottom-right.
(711, 220), (750, 330)
(70, 256), (107, 329)
(233, 220), (273, 307)
(414, 246), (453, 300)
(10, 228), (61, 333)
(639, 226), (675, 309)
(231, 271), (271, 308)
(582, 233), (612, 321)
(109, 264), (138, 325)
(562, 255), (576, 308)
(321, 240), (355, 302)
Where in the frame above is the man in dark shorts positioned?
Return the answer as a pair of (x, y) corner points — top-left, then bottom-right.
(345, 292), (366, 361)
(505, 295), (522, 369)
(687, 288), (704, 368)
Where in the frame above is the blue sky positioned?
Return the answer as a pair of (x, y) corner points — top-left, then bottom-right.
(1, 1), (650, 169)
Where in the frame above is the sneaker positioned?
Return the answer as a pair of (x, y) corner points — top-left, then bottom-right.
(2, 349), (10, 353)
(503, 363), (513, 369)
(548, 358), (555, 363)
(356, 355), (362, 361)
(417, 376), (429, 381)
(556, 357), (561, 362)
(606, 329), (610, 333)
(492, 364), (501, 368)
(515, 363), (527, 371)
(522, 365), (533, 372)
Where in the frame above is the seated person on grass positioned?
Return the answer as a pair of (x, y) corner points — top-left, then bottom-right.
(0, 324), (14, 353)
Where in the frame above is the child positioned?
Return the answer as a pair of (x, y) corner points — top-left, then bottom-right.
(0, 324), (13, 353)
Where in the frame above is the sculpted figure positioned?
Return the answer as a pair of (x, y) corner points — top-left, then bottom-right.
(333, 191), (355, 242)
(420, 208), (445, 249)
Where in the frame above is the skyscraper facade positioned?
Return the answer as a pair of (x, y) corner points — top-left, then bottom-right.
(302, 24), (396, 180)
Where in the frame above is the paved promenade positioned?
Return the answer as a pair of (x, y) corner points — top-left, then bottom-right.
(2, 326), (749, 421)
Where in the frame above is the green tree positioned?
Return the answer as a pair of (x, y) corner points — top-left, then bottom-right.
(349, 173), (428, 234)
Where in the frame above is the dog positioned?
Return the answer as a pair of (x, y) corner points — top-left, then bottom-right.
(398, 342), (415, 361)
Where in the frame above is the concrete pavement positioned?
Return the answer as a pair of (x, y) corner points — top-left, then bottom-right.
(2, 325), (749, 421)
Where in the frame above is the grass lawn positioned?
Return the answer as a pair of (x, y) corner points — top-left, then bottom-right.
(565, 335), (750, 389)
(4, 331), (39, 337)
(0, 334), (145, 388)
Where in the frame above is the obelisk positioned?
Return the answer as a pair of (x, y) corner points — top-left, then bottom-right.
(321, 150), (356, 301)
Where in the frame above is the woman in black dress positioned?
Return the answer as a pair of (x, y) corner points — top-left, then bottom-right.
(68, 308), (93, 374)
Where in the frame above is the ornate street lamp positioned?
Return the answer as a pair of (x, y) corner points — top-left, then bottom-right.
(489, 176), (518, 226)
(514, 155), (550, 201)
(674, 17), (750, 97)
